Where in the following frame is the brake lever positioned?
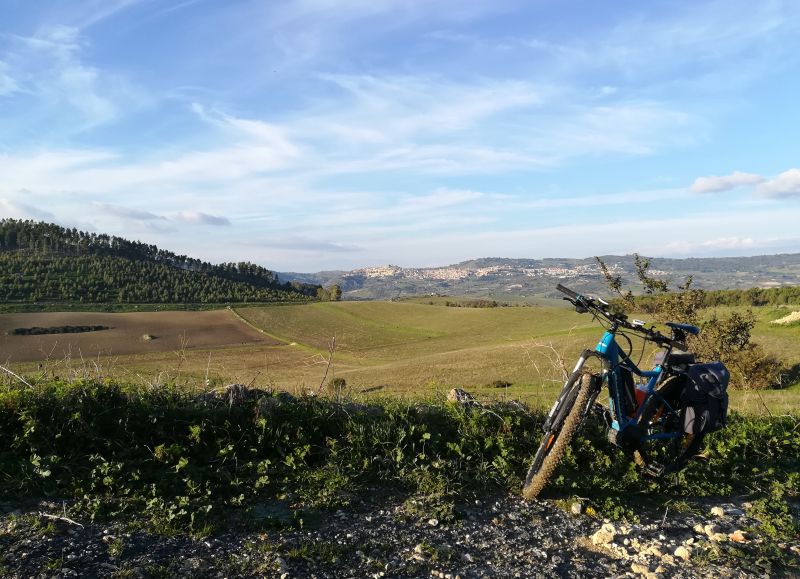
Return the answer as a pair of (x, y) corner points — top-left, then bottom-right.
(564, 296), (589, 314)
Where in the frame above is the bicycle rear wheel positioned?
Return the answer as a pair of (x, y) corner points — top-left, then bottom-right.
(634, 394), (706, 477)
(522, 373), (594, 500)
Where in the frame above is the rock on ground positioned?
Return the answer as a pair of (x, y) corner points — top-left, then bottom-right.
(1, 494), (792, 579)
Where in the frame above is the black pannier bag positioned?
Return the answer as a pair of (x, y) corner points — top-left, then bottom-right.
(682, 362), (730, 434)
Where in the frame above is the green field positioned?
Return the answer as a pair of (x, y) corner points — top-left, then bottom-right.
(237, 301), (800, 411)
(5, 300), (799, 413)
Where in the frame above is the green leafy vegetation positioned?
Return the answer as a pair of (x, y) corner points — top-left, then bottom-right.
(597, 254), (788, 389)
(7, 325), (109, 335)
(0, 218), (321, 305)
(0, 378), (796, 548)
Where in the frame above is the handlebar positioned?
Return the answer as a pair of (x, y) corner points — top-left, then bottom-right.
(556, 284), (579, 300)
(556, 284), (688, 351)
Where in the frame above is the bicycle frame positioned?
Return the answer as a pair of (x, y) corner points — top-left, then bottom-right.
(586, 328), (682, 442)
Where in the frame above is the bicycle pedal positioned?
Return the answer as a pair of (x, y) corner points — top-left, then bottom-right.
(645, 463), (664, 478)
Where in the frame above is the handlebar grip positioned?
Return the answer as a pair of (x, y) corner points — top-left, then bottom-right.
(556, 284), (579, 300)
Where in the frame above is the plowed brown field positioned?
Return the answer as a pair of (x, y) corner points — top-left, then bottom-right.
(0, 310), (284, 363)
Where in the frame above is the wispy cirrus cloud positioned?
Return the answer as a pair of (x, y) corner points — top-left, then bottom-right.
(2, 0), (800, 270)
(660, 237), (759, 254)
(91, 202), (165, 221)
(241, 237), (363, 253)
(174, 211), (231, 226)
(0, 198), (57, 221)
(689, 171), (764, 193)
(17, 27), (116, 122)
(0, 26), (145, 141)
(0, 61), (19, 95)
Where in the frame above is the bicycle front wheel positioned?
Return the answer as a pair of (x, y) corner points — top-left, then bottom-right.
(522, 373), (594, 500)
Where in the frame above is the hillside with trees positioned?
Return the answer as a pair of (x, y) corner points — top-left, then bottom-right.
(0, 219), (327, 305)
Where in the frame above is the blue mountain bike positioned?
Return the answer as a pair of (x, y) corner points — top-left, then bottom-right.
(522, 284), (704, 500)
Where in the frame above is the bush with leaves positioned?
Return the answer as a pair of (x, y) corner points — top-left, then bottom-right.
(596, 254), (785, 390)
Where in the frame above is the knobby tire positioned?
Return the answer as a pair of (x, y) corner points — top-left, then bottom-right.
(632, 375), (707, 476)
(522, 373), (593, 500)
(634, 432), (706, 476)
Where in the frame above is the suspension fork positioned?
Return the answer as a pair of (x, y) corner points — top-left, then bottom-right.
(543, 349), (606, 431)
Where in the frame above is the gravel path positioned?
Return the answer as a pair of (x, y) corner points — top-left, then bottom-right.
(2, 494), (797, 579)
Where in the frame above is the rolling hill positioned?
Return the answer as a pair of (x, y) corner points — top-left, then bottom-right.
(280, 253), (800, 300)
(0, 219), (322, 307)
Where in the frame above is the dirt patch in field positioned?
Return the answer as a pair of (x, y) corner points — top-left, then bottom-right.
(0, 310), (284, 363)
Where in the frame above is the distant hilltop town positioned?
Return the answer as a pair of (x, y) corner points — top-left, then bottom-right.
(341, 262), (667, 281)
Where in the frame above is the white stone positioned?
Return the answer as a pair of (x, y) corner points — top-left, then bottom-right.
(674, 546), (691, 561)
(591, 530), (615, 545)
(602, 523), (617, 535)
(631, 562), (649, 574)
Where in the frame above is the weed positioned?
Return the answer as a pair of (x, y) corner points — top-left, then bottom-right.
(401, 496), (459, 524)
(746, 496), (800, 540)
(286, 540), (346, 563)
(24, 514), (57, 536)
(144, 565), (174, 578)
(44, 557), (63, 570)
(0, 375), (797, 549)
(664, 499), (704, 515)
(107, 537), (124, 557)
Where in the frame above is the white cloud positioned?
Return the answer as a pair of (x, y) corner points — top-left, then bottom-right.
(757, 169), (800, 198)
(175, 211), (231, 226)
(524, 188), (684, 209)
(523, 1), (798, 91)
(316, 74), (542, 137)
(0, 61), (19, 95)
(0, 198), (57, 221)
(241, 237), (363, 253)
(660, 237), (758, 254)
(543, 103), (696, 156)
(293, 75), (698, 175)
(0, 112), (301, 196)
(21, 26), (118, 123)
(700, 237), (758, 249)
(300, 187), (485, 228)
(689, 171), (764, 194)
(0, 26), (146, 140)
(91, 202), (165, 221)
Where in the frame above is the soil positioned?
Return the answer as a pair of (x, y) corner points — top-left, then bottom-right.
(1, 494), (796, 579)
(0, 310), (284, 363)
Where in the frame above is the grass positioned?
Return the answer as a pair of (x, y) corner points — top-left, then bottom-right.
(5, 300), (800, 413)
(0, 376), (797, 574)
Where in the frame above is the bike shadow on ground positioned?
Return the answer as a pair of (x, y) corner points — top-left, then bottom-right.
(784, 363), (800, 387)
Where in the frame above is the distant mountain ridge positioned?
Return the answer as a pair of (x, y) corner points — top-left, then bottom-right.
(279, 253), (800, 300)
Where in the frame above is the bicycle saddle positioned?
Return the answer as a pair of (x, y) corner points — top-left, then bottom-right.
(666, 322), (700, 335)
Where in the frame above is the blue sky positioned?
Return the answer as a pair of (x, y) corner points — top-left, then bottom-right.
(1, 0), (800, 272)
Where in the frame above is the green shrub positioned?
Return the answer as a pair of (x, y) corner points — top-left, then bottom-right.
(0, 378), (797, 542)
